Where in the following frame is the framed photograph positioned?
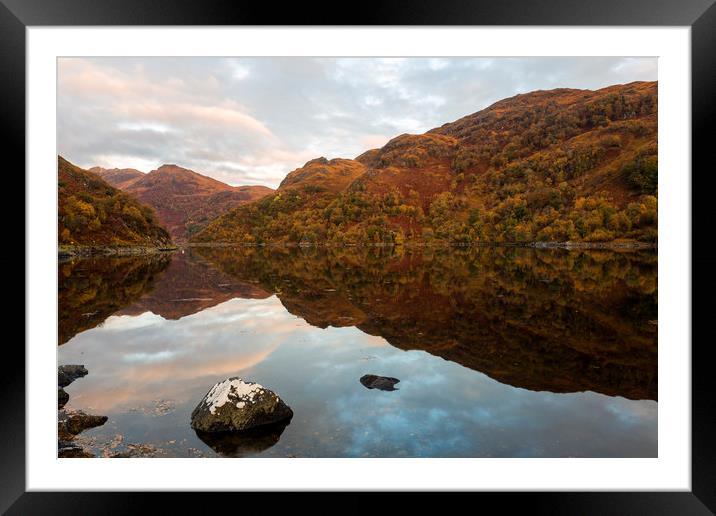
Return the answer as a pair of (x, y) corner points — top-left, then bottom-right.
(9, 0), (714, 512)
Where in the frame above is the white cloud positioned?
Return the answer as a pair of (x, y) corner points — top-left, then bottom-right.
(428, 58), (449, 71)
(230, 62), (251, 80)
(58, 57), (658, 189)
(117, 122), (173, 134)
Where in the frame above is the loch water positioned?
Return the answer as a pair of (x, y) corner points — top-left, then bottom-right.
(58, 245), (657, 458)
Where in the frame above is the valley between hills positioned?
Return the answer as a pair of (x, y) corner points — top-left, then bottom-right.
(58, 81), (658, 253)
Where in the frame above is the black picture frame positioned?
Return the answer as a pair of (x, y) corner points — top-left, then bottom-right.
(6, 0), (714, 513)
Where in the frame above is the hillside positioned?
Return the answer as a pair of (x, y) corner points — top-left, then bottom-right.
(88, 166), (144, 190)
(112, 164), (273, 242)
(196, 158), (367, 243)
(194, 81), (657, 245)
(58, 156), (172, 249)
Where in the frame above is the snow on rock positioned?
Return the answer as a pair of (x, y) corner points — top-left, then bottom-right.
(203, 378), (265, 415)
(190, 377), (293, 433)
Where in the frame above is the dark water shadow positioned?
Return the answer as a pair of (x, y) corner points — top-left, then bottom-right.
(194, 419), (292, 457)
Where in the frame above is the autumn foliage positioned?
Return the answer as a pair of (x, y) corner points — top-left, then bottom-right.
(194, 81), (658, 245)
(58, 156), (172, 248)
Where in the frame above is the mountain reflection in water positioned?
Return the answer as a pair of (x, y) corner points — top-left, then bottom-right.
(58, 246), (657, 458)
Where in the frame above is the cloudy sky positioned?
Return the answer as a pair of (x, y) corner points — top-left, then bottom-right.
(58, 57), (657, 188)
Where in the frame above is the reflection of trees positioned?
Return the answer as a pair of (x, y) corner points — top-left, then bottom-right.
(196, 246), (657, 400)
(118, 249), (270, 320)
(60, 249), (273, 345)
(58, 254), (171, 345)
(59, 246), (658, 399)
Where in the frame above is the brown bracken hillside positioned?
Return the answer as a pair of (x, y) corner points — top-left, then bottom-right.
(105, 164), (273, 242)
(58, 156), (172, 248)
(193, 81), (657, 245)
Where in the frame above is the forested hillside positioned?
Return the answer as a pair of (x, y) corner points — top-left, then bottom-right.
(58, 156), (172, 249)
(194, 81), (657, 245)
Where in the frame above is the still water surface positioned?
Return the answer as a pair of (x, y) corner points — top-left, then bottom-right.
(58, 246), (657, 457)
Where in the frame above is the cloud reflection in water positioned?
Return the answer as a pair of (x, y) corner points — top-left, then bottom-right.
(59, 264), (656, 458)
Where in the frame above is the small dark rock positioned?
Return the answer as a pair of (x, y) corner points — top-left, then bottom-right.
(360, 374), (400, 391)
(58, 410), (108, 441)
(58, 388), (69, 409)
(190, 377), (293, 433)
(58, 441), (94, 458)
(58, 365), (88, 388)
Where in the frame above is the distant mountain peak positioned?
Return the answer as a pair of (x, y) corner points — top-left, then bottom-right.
(88, 165), (145, 190)
(82, 158), (274, 242)
(91, 162), (273, 242)
(156, 163), (182, 171)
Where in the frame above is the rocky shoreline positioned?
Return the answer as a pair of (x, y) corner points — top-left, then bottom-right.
(186, 240), (656, 250)
(57, 365), (109, 458)
(58, 245), (178, 259)
(478, 240), (656, 250)
(57, 365), (165, 458)
(57, 371), (296, 458)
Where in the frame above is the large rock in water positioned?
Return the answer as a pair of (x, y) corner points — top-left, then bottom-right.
(190, 378), (293, 433)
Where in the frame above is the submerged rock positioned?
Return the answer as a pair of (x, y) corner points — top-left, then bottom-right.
(109, 443), (163, 458)
(360, 374), (400, 391)
(58, 364), (88, 388)
(190, 377), (293, 433)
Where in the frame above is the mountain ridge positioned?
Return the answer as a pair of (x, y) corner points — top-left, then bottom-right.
(90, 163), (274, 242)
(88, 166), (144, 190)
(193, 81), (658, 245)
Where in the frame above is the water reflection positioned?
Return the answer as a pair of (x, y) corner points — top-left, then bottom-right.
(58, 246), (657, 457)
(117, 250), (270, 320)
(58, 254), (170, 345)
(195, 420), (292, 457)
(195, 246), (658, 400)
